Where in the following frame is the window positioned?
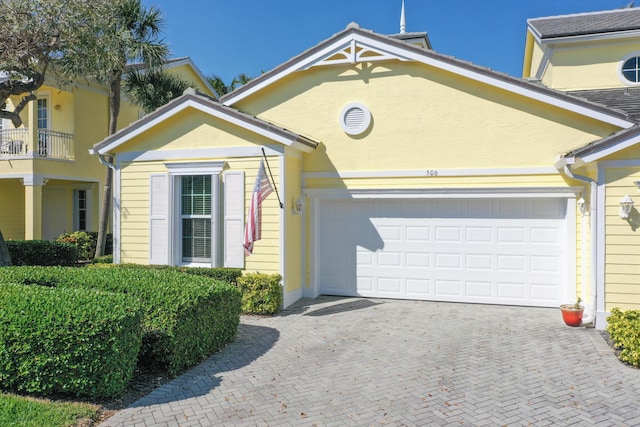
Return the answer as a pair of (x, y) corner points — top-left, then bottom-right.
(180, 175), (212, 262)
(148, 162), (245, 268)
(73, 189), (91, 231)
(620, 55), (640, 84)
(37, 97), (49, 156)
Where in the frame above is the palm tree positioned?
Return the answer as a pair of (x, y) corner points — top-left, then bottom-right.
(206, 74), (229, 95)
(230, 73), (253, 91)
(61, 0), (169, 257)
(124, 69), (192, 113)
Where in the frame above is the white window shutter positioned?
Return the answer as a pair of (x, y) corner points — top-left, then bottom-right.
(223, 170), (245, 268)
(149, 173), (170, 265)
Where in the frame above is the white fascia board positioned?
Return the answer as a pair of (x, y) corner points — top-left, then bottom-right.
(303, 166), (559, 182)
(580, 133), (640, 164)
(117, 145), (284, 163)
(164, 58), (220, 99)
(96, 99), (300, 154)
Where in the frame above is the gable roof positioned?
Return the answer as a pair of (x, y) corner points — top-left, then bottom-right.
(126, 57), (220, 99)
(528, 8), (640, 40)
(91, 89), (319, 155)
(220, 23), (635, 129)
(561, 124), (640, 164)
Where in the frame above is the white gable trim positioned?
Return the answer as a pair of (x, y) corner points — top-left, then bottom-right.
(95, 98), (316, 155)
(222, 30), (634, 129)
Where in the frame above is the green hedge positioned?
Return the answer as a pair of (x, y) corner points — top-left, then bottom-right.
(607, 308), (640, 367)
(0, 283), (142, 398)
(237, 273), (283, 315)
(0, 266), (241, 376)
(115, 264), (242, 286)
(6, 240), (78, 266)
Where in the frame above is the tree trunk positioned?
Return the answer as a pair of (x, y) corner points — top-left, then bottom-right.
(94, 74), (121, 258)
(0, 229), (12, 266)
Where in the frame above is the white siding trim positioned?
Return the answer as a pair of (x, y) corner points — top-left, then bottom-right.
(596, 165), (608, 330)
(279, 155), (287, 307)
(118, 145), (284, 163)
(303, 167), (559, 183)
(112, 169), (121, 264)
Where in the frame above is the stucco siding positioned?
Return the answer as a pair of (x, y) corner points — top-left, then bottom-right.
(0, 180), (25, 240)
(283, 155), (302, 294)
(544, 40), (640, 91)
(235, 61), (616, 174)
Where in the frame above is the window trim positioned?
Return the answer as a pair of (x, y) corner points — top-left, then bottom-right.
(619, 53), (640, 86)
(165, 161), (226, 267)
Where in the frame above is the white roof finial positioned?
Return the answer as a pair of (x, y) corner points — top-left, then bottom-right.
(400, 0), (406, 34)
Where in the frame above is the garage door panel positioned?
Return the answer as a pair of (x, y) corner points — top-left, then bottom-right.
(317, 198), (568, 307)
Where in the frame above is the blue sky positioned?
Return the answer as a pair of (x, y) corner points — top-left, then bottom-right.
(143, 0), (631, 85)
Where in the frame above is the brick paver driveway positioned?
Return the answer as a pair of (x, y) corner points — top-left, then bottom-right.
(101, 297), (640, 426)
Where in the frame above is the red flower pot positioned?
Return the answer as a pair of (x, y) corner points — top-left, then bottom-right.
(560, 304), (584, 327)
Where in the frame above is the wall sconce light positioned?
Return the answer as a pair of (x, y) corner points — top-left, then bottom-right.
(620, 195), (634, 219)
(577, 197), (588, 216)
(54, 104), (61, 111)
(292, 198), (304, 215)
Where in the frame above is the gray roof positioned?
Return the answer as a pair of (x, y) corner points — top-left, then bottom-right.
(528, 8), (640, 39)
(567, 87), (640, 123)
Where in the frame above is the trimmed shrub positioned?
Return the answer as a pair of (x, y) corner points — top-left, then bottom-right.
(237, 273), (283, 315)
(607, 308), (640, 367)
(0, 266), (242, 376)
(6, 240), (78, 266)
(55, 231), (113, 260)
(114, 264), (242, 286)
(0, 283), (143, 398)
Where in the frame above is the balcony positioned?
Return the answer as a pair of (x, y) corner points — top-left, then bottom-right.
(0, 128), (74, 160)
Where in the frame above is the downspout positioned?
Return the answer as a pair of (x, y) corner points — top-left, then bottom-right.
(98, 153), (116, 171)
(562, 162), (597, 326)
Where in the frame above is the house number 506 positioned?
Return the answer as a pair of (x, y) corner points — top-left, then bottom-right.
(426, 170), (439, 176)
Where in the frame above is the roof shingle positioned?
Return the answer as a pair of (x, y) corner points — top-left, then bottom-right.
(528, 8), (640, 39)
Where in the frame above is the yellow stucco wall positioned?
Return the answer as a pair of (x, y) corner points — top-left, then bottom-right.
(236, 61), (617, 174)
(0, 180), (25, 240)
(283, 155), (302, 293)
(168, 63), (216, 98)
(524, 34), (640, 90)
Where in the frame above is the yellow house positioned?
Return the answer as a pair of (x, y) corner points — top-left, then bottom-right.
(0, 58), (216, 242)
(93, 9), (640, 329)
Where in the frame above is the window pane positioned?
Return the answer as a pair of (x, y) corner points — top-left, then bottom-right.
(182, 218), (211, 259)
(181, 176), (211, 215)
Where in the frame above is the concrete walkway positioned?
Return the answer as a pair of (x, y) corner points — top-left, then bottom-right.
(100, 297), (640, 426)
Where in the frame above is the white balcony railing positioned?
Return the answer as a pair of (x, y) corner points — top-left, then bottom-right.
(0, 128), (74, 160)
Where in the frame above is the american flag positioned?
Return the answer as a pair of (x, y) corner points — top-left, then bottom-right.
(243, 159), (274, 256)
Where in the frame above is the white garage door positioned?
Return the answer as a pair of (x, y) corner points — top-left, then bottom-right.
(316, 198), (568, 307)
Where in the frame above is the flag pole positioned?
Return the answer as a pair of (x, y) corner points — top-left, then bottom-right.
(261, 147), (283, 209)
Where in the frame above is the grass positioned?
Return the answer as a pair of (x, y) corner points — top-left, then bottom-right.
(0, 392), (99, 427)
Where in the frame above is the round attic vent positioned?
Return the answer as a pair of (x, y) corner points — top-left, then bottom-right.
(340, 102), (371, 135)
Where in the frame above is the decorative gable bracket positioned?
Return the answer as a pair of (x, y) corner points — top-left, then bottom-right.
(300, 35), (413, 71)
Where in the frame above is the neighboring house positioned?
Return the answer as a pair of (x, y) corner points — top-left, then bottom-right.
(93, 8), (640, 329)
(0, 57), (216, 242)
